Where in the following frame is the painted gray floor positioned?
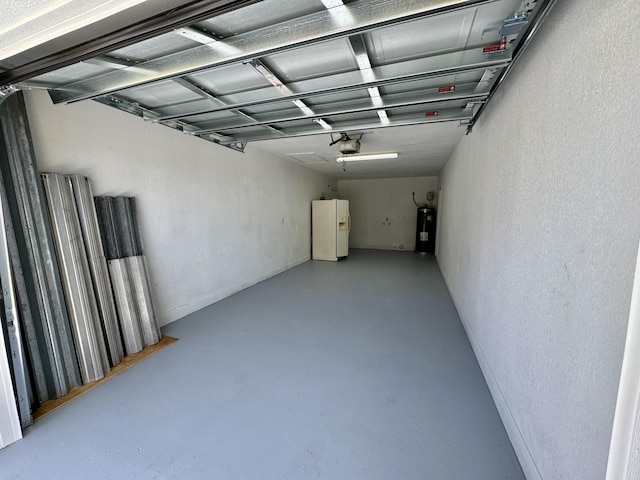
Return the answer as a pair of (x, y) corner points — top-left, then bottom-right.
(0, 249), (523, 479)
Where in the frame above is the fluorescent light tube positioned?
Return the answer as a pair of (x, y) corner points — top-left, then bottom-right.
(321, 0), (344, 7)
(336, 153), (398, 162)
(292, 99), (315, 116)
(315, 118), (332, 130)
(377, 110), (390, 124)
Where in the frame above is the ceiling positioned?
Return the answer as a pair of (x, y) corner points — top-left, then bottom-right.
(0, 0), (554, 179)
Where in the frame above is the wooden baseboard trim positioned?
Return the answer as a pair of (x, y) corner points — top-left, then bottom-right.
(33, 336), (178, 421)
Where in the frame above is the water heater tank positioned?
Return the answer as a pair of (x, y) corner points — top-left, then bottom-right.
(415, 207), (436, 254)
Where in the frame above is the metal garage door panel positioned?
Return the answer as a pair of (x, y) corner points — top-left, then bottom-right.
(190, 63), (269, 95)
(304, 90), (371, 108)
(380, 72), (485, 95)
(119, 79), (204, 108)
(242, 100), (307, 116)
(109, 31), (200, 62)
(369, 9), (476, 64)
(198, 0), (321, 37)
(184, 110), (240, 126)
(466, 0), (525, 45)
(266, 38), (356, 82)
(216, 125), (276, 137)
(216, 86), (293, 108)
(29, 62), (114, 87)
(150, 99), (218, 119)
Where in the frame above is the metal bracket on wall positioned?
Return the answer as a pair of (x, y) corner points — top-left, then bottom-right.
(222, 141), (247, 153)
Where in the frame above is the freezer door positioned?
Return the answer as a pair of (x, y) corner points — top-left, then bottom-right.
(312, 200), (337, 261)
(336, 199), (349, 258)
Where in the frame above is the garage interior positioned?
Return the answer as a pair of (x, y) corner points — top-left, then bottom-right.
(0, 1), (639, 479)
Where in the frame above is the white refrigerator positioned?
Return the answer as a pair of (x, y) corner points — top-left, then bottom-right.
(312, 199), (350, 261)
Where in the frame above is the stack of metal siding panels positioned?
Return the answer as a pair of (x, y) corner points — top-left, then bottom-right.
(95, 196), (144, 355)
(69, 175), (124, 367)
(127, 255), (161, 346)
(0, 91), (81, 402)
(108, 258), (144, 354)
(114, 197), (161, 347)
(41, 173), (110, 384)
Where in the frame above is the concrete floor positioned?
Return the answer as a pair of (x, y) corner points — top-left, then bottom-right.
(0, 249), (523, 479)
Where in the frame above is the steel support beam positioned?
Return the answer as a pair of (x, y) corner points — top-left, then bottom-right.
(44, 0), (495, 104)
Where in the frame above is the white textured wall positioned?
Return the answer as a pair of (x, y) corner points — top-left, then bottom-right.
(438, 1), (640, 479)
(338, 176), (438, 251)
(24, 90), (329, 326)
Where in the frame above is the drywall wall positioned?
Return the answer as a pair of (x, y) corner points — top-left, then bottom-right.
(338, 177), (438, 251)
(24, 89), (330, 326)
(437, 1), (640, 479)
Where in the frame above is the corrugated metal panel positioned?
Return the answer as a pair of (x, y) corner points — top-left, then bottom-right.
(41, 173), (109, 384)
(108, 258), (143, 355)
(69, 175), (124, 367)
(0, 91), (81, 399)
(126, 256), (160, 346)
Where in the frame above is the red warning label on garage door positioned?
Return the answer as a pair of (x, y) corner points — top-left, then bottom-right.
(483, 38), (507, 54)
(438, 86), (455, 93)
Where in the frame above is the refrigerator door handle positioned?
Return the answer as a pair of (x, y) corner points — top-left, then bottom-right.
(347, 213), (351, 233)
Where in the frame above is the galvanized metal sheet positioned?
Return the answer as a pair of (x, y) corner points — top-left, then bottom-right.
(197, 0), (321, 37)
(69, 175), (124, 366)
(95, 196), (122, 260)
(0, 192), (32, 428)
(8, 0), (553, 153)
(0, 152), (49, 403)
(113, 197), (141, 258)
(0, 91), (81, 398)
(126, 256), (160, 346)
(88, 257), (124, 365)
(47, 0), (494, 103)
(108, 258), (143, 355)
(187, 84), (489, 134)
(41, 173), (109, 384)
(155, 48), (509, 122)
(213, 106), (474, 143)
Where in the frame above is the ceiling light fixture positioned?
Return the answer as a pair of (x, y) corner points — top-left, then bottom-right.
(336, 153), (398, 162)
